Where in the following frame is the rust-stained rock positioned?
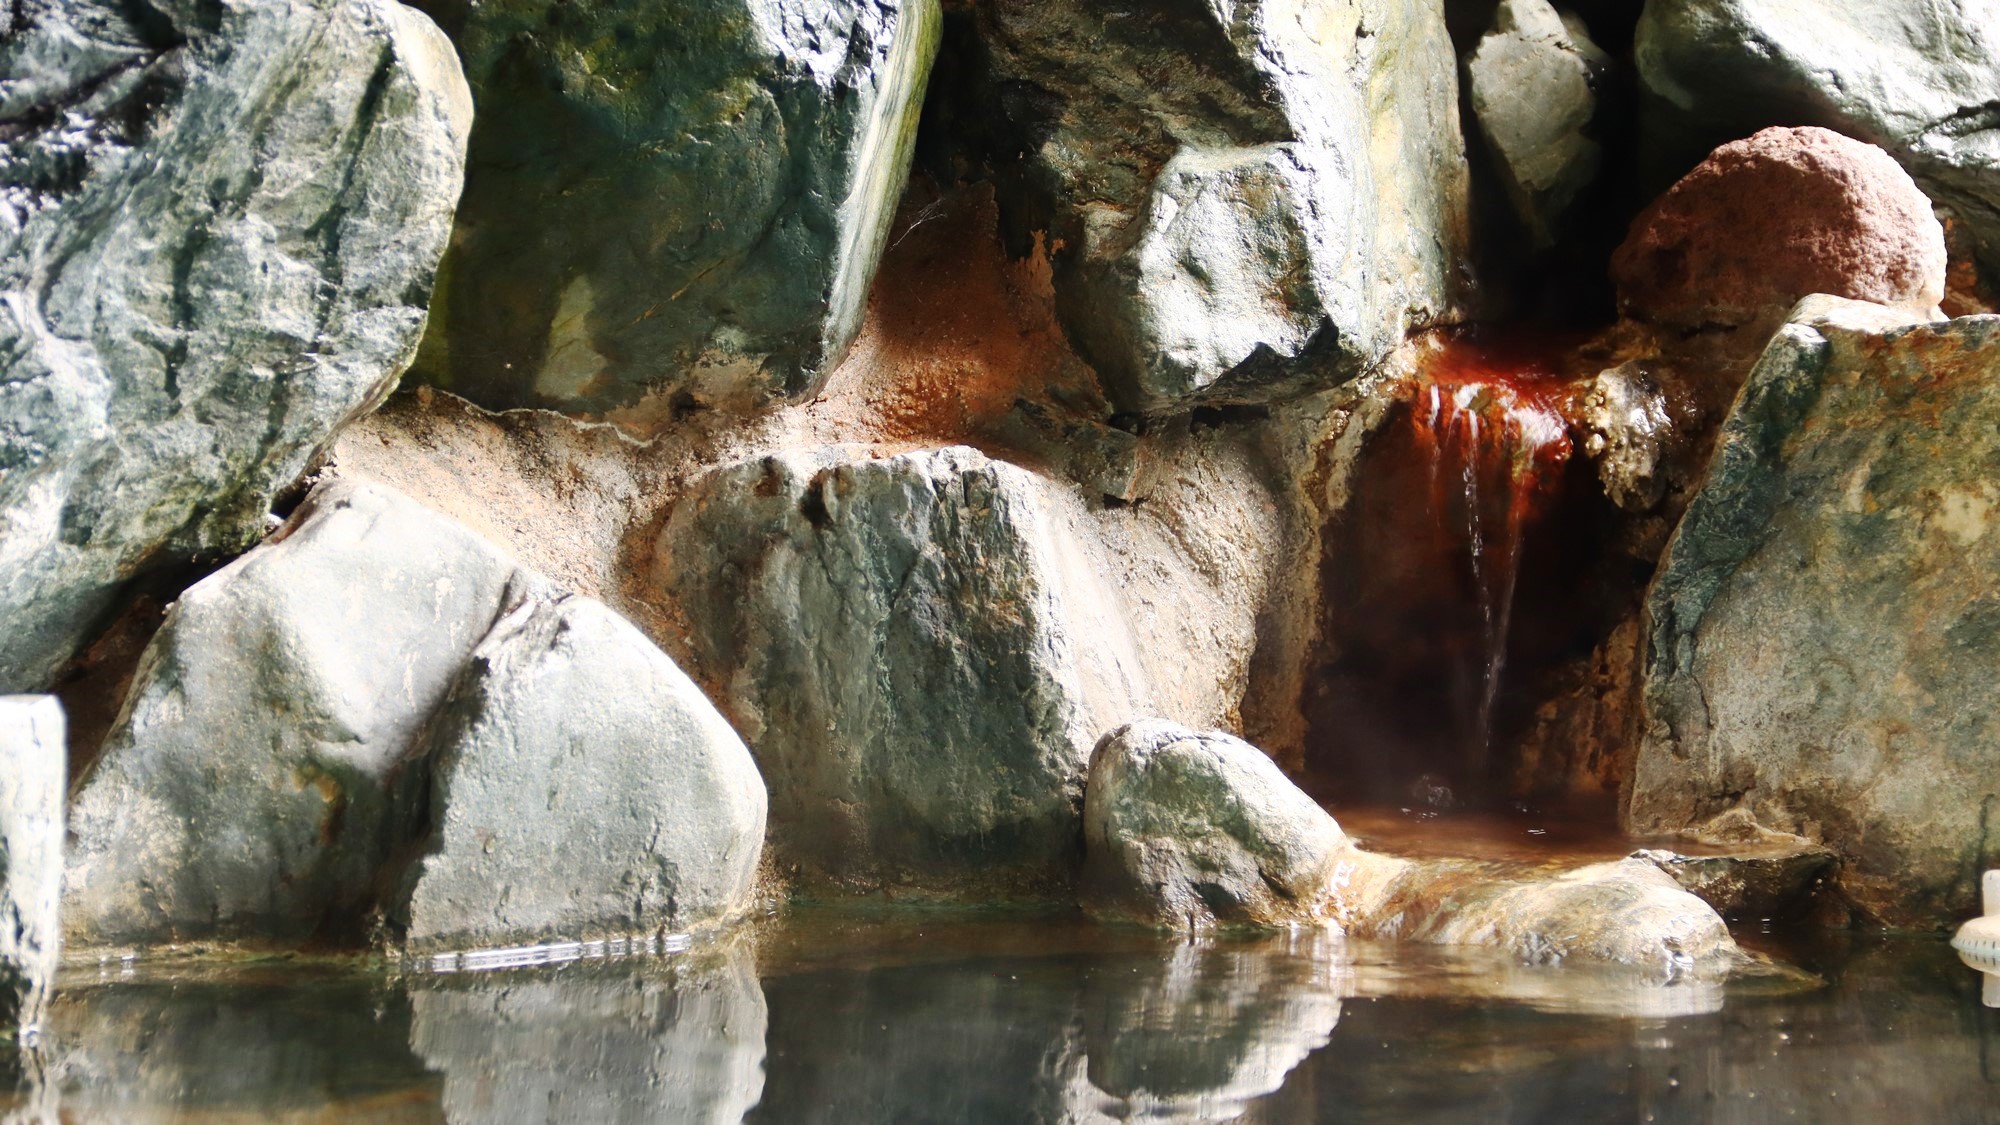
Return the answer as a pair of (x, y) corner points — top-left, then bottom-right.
(1612, 127), (1946, 329)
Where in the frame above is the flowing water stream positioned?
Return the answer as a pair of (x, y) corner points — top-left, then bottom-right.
(1408, 343), (1575, 779)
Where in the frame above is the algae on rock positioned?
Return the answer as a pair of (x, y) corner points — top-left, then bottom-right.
(408, 0), (941, 412)
(1633, 297), (2000, 926)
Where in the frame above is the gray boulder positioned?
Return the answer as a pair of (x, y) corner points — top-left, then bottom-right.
(1631, 297), (2000, 926)
(658, 445), (1150, 890)
(65, 481), (531, 948)
(402, 591), (766, 951)
(406, 0), (940, 412)
(66, 479), (765, 950)
(0, 0), (472, 693)
(1634, 0), (2000, 292)
(0, 697), (63, 1038)
(1082, 720), (1353, 929)
(1465, 0), (1612, 247)
(966, 0), (1468, 412)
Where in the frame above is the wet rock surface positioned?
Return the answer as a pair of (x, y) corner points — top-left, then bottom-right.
(1083, 720), (1354, 929)
(407, 0), (940, 412)
(0, 0), (472, 693)
(0, 697), (62, 1038)
(1612, 127), (1948, 329)
(958, 0), (1469, 412)
(1633, 297), (2000, 927)
(1634, 0), (2000, 295)
(401, 592), (766, 951)
(659, 445), (1151, 891)
(66, 480), (762, 950)
(1465, 0), (1612, 247)
(1345, 855), (1740, 971)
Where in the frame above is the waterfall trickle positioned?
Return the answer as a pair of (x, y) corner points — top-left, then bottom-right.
(1408, 343), (1573, 779)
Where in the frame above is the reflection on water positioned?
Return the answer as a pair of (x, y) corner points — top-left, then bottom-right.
(8, 910), (1999, 1122)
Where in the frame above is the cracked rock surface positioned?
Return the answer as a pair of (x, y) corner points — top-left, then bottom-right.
(0, 0), (472, 693)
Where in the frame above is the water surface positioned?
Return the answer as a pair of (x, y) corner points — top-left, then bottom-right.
(10, 908), (1998, 1122)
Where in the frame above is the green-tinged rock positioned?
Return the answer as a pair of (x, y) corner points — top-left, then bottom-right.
(658, 445), (1152, 890)
(1631, 296), (2000, 926)
(964, 0), (1469, 412)
(401, 591), (766, 951)
(1465, 0), (1611, 247)
(0, 0), (472, 693)
(407, 0), (940, 412)
(1083, 720), (1354, 929)
(1634, 0), (2000, 293)
(0, 697), (62, 1039)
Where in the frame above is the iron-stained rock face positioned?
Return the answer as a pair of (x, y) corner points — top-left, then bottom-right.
(401, 591), (766, 951)
(0, 696), (63, 1039)
(0, 0), (472, 694)
(406, 0), (940, 413)
(1634, 0), (2000, 296)
(658, 445), (1152, 891)
(1611, 127), (1947, 329)
(1632, 297), (2000, 926)
(1082, 720), (1354, 929)
(963, 0), (1469, 412)
(65, 480), (764, 951)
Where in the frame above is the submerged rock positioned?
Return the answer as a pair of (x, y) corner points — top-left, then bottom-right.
(66, 480), (762, 949)
(402, 592), (766, 950)
(1464, 0), (1612, 247)
(1611, 127), (1947, 329)
(1346, 856), (1739, 971)
(1634, 0), (2000, 294)
(659, 445), (1150, 890)
(0, 697), (63, 1038)
(0, 0), (472, 693)
(407, 0), (940, 412)
(1083, 720), (1353, 929)
(1632, 297), (2000, 926)
(964, 0), (1469, 411)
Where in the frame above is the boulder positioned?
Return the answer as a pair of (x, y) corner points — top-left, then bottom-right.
(1633, 0), (2000, 294)
(963, 0), (1469, 411)
(0, 697), (63, 1038)
(1082, 720), (1354, 929)
(0, 0), (472, 693)
(406, 0), (940, 412)
(66, 479), (764, 949)
(658, 445), (1150, 890)
(65, 481), (532, 948)
(1611, 127), (1947, 329)
(1465, 0), (1613, 246)
(1631, 296), (2000, 926)
(401, 591), (766, 950)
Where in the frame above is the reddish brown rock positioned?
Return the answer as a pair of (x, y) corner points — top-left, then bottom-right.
(1612, 126), (1946, 328)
